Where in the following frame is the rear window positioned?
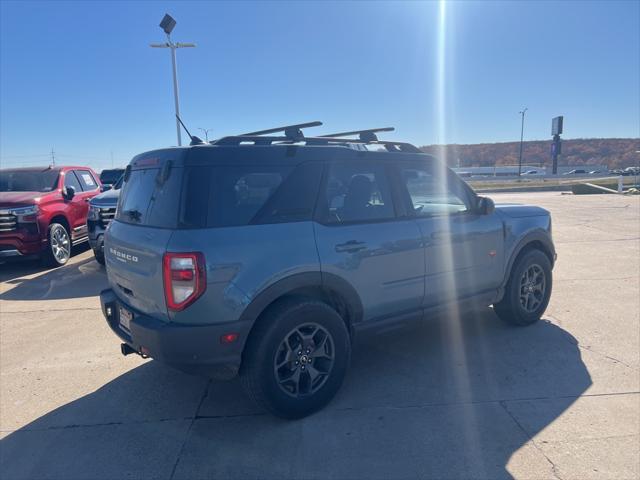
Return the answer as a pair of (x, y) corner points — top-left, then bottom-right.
(116, 168), (181, 228)
(180, 162), (322, 229)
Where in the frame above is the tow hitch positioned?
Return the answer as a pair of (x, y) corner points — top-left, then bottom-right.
(120, 343), (137, 356)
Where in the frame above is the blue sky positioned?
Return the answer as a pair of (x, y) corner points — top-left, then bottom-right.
(1, 0), (638, 170)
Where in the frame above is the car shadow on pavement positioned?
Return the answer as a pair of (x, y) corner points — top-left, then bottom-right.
(0, 309), (591, 480)
(0, 244), (92, 283)
(0, 253), (107, 301)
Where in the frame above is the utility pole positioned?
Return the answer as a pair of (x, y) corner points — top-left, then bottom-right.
(518, 107), (528, 177)
(50, 148), (56, 166)
(198, 128), (213, 142)
(150, 14), (196, 146)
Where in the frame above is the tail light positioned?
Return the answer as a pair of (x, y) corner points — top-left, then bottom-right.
(163, 252), (206, 311)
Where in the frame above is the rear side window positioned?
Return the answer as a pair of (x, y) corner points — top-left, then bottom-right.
(116, 168), (181, 228)
(75, 170), (99, 191)
(320, 161), (395, 224)
(179, 163), (322, 229)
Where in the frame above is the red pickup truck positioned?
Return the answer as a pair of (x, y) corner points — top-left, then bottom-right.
(0, 166), (102, 266)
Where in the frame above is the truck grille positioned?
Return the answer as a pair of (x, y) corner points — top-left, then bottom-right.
(99, 207), (116, 226)
(0, 213), (17, 232)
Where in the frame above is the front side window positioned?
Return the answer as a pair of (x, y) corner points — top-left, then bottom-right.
(400, 166), (469, 216)
(63, 171), (82, 193)
(321, 162), (395, 224)
(75, 170), (99, 191)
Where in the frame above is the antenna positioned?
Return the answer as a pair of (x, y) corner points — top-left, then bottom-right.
(320, 127), (395, 142)
(175, 114), (204, 145)
(50, 148), (56, 166)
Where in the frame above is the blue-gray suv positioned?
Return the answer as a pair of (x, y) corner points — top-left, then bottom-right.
(100, 124), (555, 418)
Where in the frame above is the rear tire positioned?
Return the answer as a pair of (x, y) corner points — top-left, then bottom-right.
(43, 223), (71, 267)
(241, 298), (351, 419)
(494, 249), (552, 326)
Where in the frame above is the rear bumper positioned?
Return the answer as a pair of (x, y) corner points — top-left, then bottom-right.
(100, 289), (252, 380)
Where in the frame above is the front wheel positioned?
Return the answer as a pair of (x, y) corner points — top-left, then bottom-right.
(94, 249), (105, 266)
(43, 223), (71, 267)
(494, 249), (552, 326)
(241, 298), (351, 419)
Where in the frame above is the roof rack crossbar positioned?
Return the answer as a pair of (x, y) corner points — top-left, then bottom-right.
(319, 127), (395, 141)
(239, 121), (323, 140)
(212, 134), (421, 153)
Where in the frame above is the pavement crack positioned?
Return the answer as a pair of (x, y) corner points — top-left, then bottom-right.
(169, 380), (211, 480)
(576, 344), (635, 369)
(552, 316), (636, 370)
(500, 400), (564, 480)
(0, 416), (191, 434)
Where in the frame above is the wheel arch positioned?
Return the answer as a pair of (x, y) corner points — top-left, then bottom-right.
(502, 230), (555, 288)
(239, 272), (363, 350)
(49, 214), (71, 233)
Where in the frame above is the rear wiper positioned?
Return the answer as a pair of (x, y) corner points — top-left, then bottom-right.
(123, 209), (142, 222)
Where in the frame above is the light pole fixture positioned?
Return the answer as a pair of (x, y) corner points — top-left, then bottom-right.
(518, 107), (528, 177)
(150, 14), (196, 146)
(198, 128), (213, 142)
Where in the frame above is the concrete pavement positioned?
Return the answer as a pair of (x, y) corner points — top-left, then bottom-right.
(1, 192), (638, 479)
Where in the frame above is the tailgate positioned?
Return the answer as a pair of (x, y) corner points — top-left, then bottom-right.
(105, 220), (173, 322)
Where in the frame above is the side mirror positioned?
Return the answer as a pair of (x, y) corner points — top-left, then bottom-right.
(101, 184), (112, 192)
(63, 185), (76, 201)
(477, 196), (495, 215)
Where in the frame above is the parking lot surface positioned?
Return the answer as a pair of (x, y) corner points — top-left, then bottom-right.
(1, 192), (638, 480)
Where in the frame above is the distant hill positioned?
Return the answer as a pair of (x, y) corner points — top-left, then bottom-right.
(420, 138), (639, 169)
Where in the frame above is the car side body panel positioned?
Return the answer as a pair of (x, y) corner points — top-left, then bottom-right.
(166, 221), (321, 326)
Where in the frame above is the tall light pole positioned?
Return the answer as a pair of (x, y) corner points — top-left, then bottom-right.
(198, 128), (213, 142)
(150, 14), (196, 146)
(518, 107), (528, 177)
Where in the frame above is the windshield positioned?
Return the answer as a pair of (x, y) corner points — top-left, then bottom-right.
(100, 169), (124, 185)
(0, 169), (60, 192)
(113, 175), (124, 189)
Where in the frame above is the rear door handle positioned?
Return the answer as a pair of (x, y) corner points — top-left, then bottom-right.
(335, 240), (367, 253)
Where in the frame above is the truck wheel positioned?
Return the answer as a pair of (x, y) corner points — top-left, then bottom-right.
(494, 249), (552, 326)
(43, 223), (71, 267)
(241, 298), (351, 419)
(94, 250), (105, 266)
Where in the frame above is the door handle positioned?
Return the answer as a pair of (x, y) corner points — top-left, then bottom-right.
(335, 240), (367, 253)
(431, 231), (452, 241)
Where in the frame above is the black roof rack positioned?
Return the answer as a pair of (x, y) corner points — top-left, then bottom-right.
(239, 121), (322, 141)
(210, 121), (421, 153)
(319, 127), (395, 142)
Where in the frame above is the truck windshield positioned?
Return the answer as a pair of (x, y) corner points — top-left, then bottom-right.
(0, 169), (60, 192)
(100, 169), (124, 185)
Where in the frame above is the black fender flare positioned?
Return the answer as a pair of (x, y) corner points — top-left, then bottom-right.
(238, 271), (363, 330)
(502, 229), (555, 288)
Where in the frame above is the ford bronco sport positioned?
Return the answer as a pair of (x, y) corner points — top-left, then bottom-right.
(0, 166), (102, 266)
(100, 123), (555, 418)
